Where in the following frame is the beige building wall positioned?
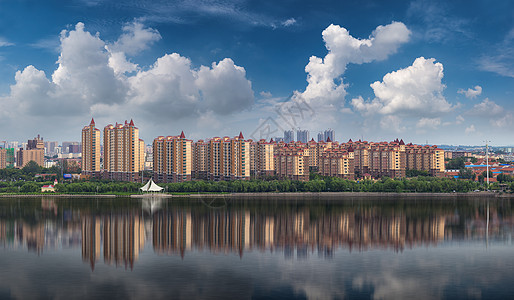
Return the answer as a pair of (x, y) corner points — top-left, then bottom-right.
(81, 118), (101, 173)
(103, 120), (143, 174)
(16, 149), (44, 168)
(153, 133), (192, 182)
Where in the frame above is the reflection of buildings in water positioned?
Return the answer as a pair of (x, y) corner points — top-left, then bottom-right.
(2, 201), (514, 264)
(153, 210), (251, 258)
(81, 213), (145, 270)
(152, 208), (452, 258)
(466, 204), (514, 239)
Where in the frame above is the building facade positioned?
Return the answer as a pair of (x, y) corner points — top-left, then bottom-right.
(275, 147), (308, 181)
(0, 148), (15, 169)
(81, 118), (101, 174)
(207, 133), (250, 181)
(153, 132), (192, 183)
(103, 119), (145, 181)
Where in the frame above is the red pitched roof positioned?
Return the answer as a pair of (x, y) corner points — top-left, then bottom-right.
(129, 119), (134, 126)
(238, 132), (244, 139)
(326, 136), (332, 142)
(90, 118), (95, 126)
(180, 131), (185, 139)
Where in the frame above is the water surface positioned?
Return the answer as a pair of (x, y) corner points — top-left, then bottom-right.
(0, 196), (513, 299)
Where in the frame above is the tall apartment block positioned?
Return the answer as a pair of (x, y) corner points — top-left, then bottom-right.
(284, 130), (294, 143)
(405, 143), (445, 176)
(16, 135), (44, 167)
(296, 130), (309, 143)
(274, 146), (308, 181)
(250, 139), (275, 178)
(103, 119), (144, 182)
(0, 148), (15, 169)
(207, 133), (250, 181)
(317, 132), (324, 142)
(192, 139), (209, 180)
(81, 118), (101, 175)
(153, 132), (192, 183)
(319, 147), (355, 179)
(323, 129), (335, 143)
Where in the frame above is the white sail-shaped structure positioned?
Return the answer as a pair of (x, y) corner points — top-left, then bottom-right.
(140, 178), (164, 192)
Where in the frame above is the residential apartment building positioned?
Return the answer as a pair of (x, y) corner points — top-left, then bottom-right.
(319, 148), (355, 179)
(0, 148), (15, 169)
(103, 119), (144, 182)
(153, 132), (192, 183)
(192, 139), (209, 180)
(284, 130), (294, 143)
(296, 130), (309, 143)
(16, 136), (44, 168)
(207, 133), (250, 181)
(275, 147), (308, 181)
(367, 140), (406, 179)
(16, 149), (44, 168)
(27, 135), (44, 150)
(81, 118), (101, 174)
(405, 144), (445, 176)
(250, 139), (275, 178)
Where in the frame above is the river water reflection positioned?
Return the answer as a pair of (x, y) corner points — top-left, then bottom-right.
(1, 196), (513, 299)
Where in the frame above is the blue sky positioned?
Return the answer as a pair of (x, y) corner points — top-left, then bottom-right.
(0, 0), (512, 145)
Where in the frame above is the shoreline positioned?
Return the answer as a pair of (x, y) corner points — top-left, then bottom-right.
(1, 191), (511, 198)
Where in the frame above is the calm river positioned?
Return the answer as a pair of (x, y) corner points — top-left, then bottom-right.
(0, 195), (513, 299)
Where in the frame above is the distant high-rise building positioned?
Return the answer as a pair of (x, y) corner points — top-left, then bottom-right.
(44, 141), (58, 155)
(62, 141), (79, 154)
(296, 130), (309, 143)
(103, 119), (145, 181)
(284, 130), (294, 143)
(317, 132), (324, 142)
(69, 144), (81, 153)
(81, 118), (101, 174)
(16, 136), (44, 167)
(323, 129), (335, 143)
(27, 135), (44, 150)
(0, 148), (15, 169)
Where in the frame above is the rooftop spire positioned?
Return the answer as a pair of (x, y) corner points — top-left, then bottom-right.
(129, 119), (134, 126)
(326, 136), (332, 142)
(90, 118), (95, 126)
(180, 131), (185, 139)
(238, 131), (244, 139)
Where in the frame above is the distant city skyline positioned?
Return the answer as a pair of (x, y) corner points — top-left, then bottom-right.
(0, 0), (512, 145)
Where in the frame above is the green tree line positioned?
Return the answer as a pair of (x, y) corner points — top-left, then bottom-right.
(3, 176), (510, 194)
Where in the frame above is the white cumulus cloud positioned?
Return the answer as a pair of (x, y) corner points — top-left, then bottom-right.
(0, 22), (255, 139)
(110, 22), (161, 56)
(294, 21), (411, 106)
(352, 57), (452, 116)
(458, 85), (482, 99)
(195, 58), (254, 114)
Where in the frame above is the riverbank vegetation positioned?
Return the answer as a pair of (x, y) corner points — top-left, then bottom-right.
(1, 175), (513, 195)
